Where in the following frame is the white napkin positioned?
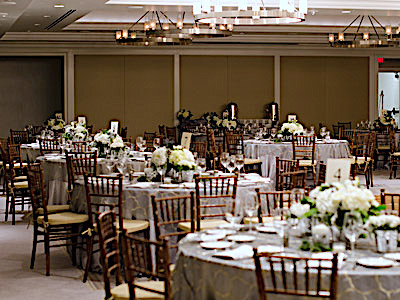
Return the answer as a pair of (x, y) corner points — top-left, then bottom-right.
(182, 182), (195, 189)
(185, 232), (226, 242)
(213, 245), (253, 260)
(310, 252), (345, 269)
(129, 182), (154, 189)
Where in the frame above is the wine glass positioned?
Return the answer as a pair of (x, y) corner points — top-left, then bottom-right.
(235, 154), (245, 174)
(153, 137), (161, 149)
(244, 192), (259, 232)
(226, 155), (236, 174)
(136, 136), (147, 152)
(221, 152), (230, 171)
(342, 211), (363, 255)
(157, 165), (167, 182)
(225, 198), (243, 229)
(197, 158), (206, 174)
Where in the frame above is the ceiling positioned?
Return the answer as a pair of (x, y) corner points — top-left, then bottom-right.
(1, 0), (400, 46)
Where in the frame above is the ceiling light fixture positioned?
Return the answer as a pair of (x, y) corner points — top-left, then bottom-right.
(0, 1), (17, 5)
(341, 10), (352, 14)
(194, 0), (307, 26)
(329, 15), (400, 48)
(54, 4), (65, 8)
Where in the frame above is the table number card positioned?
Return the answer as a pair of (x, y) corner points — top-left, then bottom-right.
(110, 121), (119, 134)
(55, 113), (63, 119)
(288, 114), (297, 122)
(77, 116), (86, 125)
(181, 132), (192, 150)
(326, 158), (351, 184)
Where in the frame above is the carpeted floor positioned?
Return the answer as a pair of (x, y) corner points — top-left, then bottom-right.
(0, 169), (399, 299)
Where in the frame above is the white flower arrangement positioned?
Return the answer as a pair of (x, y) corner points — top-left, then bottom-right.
(177, 109), (193, 122)
(151, 147), (168, 167)
(47, 117), (65, 131)
(63, 122), (88, 141)
(221, 119), (237, 130)
(91, 129), (125, 157)
(290, 203), (310, 218)
(367, 215), (400, 231)
(169, 146), (196, 171)
(280, 120), (304, 135)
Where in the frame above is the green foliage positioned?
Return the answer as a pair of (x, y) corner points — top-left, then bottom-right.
(299, 240), (332, 252)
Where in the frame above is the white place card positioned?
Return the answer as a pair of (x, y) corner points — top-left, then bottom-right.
(77, 116), (86, 125)
(181, 132), (192, 150)
(288, 114), (297, 122)
(110, 121), (119, 133)
(326, 158), (352, 184)
(55, 113), (63, 119)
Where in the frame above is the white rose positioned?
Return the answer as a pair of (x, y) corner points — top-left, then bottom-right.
(183, 149), (195, 162)
(183, 111), (189, 118)
(151, 147), (168, 167)
(110, 136), (124, 148)
(290, 203), (310, 218)
(169, 149), (187, 166)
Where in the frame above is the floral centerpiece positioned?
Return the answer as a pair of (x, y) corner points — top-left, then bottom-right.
(91, 129), (126, 158)
(276, 120), (304, 141)
(297, 179), (383, 227)
(176, 109), (193, 123)
(221, 118), (237, 131)
(373, 109), (396, 128)
(63, 122), (88, 141)
(46, 116), (65, 131)
(367, 215), (400, 232)
(149, 146), (196, 182)
(203, 112), (221, 129)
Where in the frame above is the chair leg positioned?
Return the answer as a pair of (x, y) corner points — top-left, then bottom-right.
(369, 165), (374, 187)
(83, 235), (93, 283)
(44, 231), (50, 276)
(390, 158), (394, 179)
(30, 225), (38, 269)
(5, 188), (9, 222)
(71, 226), (77, 266)
(11, 194), (16, 225)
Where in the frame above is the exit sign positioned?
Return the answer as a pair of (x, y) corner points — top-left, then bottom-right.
(378, 57), (384, 63)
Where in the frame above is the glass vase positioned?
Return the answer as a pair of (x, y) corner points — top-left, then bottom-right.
(376, 230), (398, 253)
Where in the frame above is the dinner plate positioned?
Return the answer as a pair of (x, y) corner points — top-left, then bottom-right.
(227, 235), (256, 243)
(257, 245), (282, 254)
(199, 233), (227, 242)
(357, 257), (394, 268)
(383, 253), (400, 261)
(206, 229), (236, 235)
(200, 241), (234, 250)
(256, 225), (278, 234)
(159, 184), (181, 189)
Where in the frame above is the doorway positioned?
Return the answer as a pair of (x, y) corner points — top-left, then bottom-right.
(378, 72), (400, 125)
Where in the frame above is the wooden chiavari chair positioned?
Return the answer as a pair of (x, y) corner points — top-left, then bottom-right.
(122, 229), (172, 300)
(275, 158), (299, 191)
(351, 132), (375, 188)
(152, 192), (195, 248)
(27, 167), (88, 276)
(159, 125), (166, 140)
(71, 141), (90, 152)
(249, 189), (306, 224)
(374, 130), (391, 168)
(225, 131), (262, 175)
(120, 127), (128, 139)
(380, 189), (400, 215)
(317, 162), (327, 186)
(253, 250), (339, 300)
(339, 129), (356, 148)
(389, 129), (400, 179)
(10, 129), (29, 144)
(332, 125), (344, 140)
(207, 129), (223, 170)
(166, 126), (177, 145)
(39, 138), (61, 156)
(82, 174), (149, 283)
(338, 121), (351, 129)
(190, 141), (207, 159)
(144, 132), (157, 152)
(0, 137), (8, 194)
(207, 127), (224, 153)
(292, 135), (317, 185)
(194, 175), (238, 231)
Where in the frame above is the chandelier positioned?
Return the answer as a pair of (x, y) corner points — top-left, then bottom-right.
(116, 10), (232, 46)
(193, 0), (307, 26)
(328, 15), (400, 48)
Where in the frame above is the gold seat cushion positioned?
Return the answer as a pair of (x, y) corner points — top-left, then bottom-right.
(37, 212), (88, 226)
(112, 281), (165, 300)
(351, 156), (372, 165)
(243, 216), (274, 224)
(178, 219), (228, 231)
(244, 158), (262, 165)
(392, 152), (400, 157)
(118, 219), (149, 233)
(9, 181), (28, 189)
(377, 145), (390, 151)
(37, 205), (71, 215)
(299, 160), (317, 167)
(14, 175), (27, 181)
(6, 162), (28, 169)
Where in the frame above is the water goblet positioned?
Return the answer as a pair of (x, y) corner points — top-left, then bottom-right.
(221, 152), (230, 171)
(244, 192), (259, 233)
(342, 211), (362, 256)
(197, 158), (207, 174)
(226, 155), (236, 174)
(153, 138), (161, 149)
(235, 154), (245, 174)
(225, 198), (243, 229)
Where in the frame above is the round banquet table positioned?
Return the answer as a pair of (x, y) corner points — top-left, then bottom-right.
(21, 143), (41, 161)
(172, 231), (400, 300)
(244, 139), (351, 179)
(70, 178), (274, 271)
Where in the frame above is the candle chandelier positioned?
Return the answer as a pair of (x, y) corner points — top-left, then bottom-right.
(328, 15), (400, 48)
(115, 10), (232, 46)
(193, 0), (307, 25)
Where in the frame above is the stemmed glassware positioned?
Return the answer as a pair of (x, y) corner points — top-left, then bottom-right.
(153, 137), (161, 149)
(342, 211), (363, 255)
(235, 154), (245, 174)
(244, 192), (259, 233)
(320, 127), (326, 139)
(225, 198), (243, 229)
(197, 158), (207, 174)
(136, 136), (147, 152)
(226, 155), (237, 174)
(221, 152), (230, 171)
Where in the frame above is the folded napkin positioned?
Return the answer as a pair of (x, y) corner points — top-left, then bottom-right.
(182, 182), (195, 189)
(185, 232), (226, 242)
(213, 245), (253, 260)
(128, 182), (154, 189)
(310, 252), (345, 269)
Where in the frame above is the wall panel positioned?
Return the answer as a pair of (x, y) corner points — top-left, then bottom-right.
(281, 56), (369, 128)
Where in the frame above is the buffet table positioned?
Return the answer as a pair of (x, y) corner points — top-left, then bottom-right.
(244, 139), (351, 179)
(173, 230), (400, 300)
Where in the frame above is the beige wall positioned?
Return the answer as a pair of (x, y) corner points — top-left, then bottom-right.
(180, 56), (274, 119)
(75, 55), (174, 138)
(280, 56), (369, 128)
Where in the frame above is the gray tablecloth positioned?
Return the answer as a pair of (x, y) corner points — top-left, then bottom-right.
(244, 139), (351, 179)
(173, 232), (400, 300)
(21, 143), (41, 161)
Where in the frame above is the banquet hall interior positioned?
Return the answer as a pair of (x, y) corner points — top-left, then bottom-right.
(3, 1), (400, 299)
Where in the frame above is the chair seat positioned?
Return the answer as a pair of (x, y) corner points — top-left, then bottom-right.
(244, 158), (262, 165)
(298, 160), (317, 167)
(392, 152), (400, 157)
(178, 219), (228, 231)
(118, 219), (149, 233)
(9, 181), (28, 189)
(111, 281), (165, 300)
(37, 205), (71, 215)
(6, 162), (28, 169)
(243, 216), (274, 224)
(352, 156), (372, 165)
(14, 175), (27, 181)
(377, 145), (390, 151)
(37, 212), (88, 226)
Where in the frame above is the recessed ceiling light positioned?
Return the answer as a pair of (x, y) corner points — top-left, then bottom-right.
(34, 23), (40, 26)
(54, 4), (65, 8)
(128, 6), (143, 9)
(43, 15), (51, 18)
(341, 10), (352, 14)
(0, 1), (17, 5)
